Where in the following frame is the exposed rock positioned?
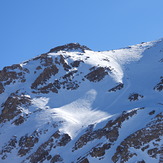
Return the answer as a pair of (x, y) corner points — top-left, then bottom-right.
(18, 131), (39, 157)
(32, 68), (80, 94)
(0, 136), (17, 159)
(90, 143), (111, 158)
(85, 67), (110, 82)
(25, 131), (71, 163)
(78, 158), (89, 163)
(48, 43), (91, 53)
(36, 66), (42, 70)
(34, 83), (58, 94)
(108, 83), (124, 92)
(0, 64), (28, 85)
(128, 93), (144, 101)
(147, 148), (160, 158)
(33, 53), (53, 66)
(31, 64), (59, 89)
(0, 94), (31, 123)
(154, 77), (163, 91)
(137, 160), (145, 163)
(63, 81), (79, 90)
(50, 155), (63, 163)
(71, 60), (84, 67)
(59, 55), (71, 71)
(3, 64), (23, 71)
(57, 133), (71, 147)
(149, 110), (155, 115)
(0, 83), (4, 94)
(62, 70), (78, 81)
(112, 112), (163, 163)
(12, 115), (25, 125)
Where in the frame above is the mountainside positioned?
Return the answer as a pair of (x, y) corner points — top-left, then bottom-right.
(0, 40), (163, 163)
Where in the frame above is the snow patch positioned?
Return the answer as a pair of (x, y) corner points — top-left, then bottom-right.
(32, 97), (49, 110)
(44, 90), (110, 138)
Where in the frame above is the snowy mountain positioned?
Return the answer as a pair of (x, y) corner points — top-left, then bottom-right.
(0, 40), (163, 163)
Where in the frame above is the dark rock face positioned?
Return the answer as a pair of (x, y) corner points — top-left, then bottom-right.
(128, 93), (144, 101)
(112, 112), (163, 163)
(90, 143), (111, 158)
(0, 93), (31, 123)
(108, 83), (124, 92)
(31, 55), (81, 94)
(85, 67), (110, 82)
(77, 158), (89, 163)
(154, 77), (163, 91)
(0, 136), (17, 160)
(59, 55), (71, 71)
(50, 155), (63, 163)
(25, 131), (71, 163)
(18, 131), (39, 157)
(71, 60), (84, 67)
(33, 53), (53, 66)
(49, 43), (91, 53)
(12, 115), (25, 125)
(31, 69), (79, 94)
(0, 83), (4, 94)
(31, 64), (59, 90)
(0, 64), (29, 86)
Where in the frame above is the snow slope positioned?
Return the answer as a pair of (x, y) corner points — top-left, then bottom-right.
(0, 40), (162, 163)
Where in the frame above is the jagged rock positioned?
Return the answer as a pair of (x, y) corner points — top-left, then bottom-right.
(137, 160), (145, 163)
(112, 112), (163, 163)
(0, 83), (4, 94)
(90, 143), (111, 158)
(33, 53), (53, 66)
(50, 155), (63, 163)
(18, 132), (39, 157)
(0, 64), (28, 85)
(128, 93), (144, 101)
(149, 110), (155, 115)
(63, 81), (79, 90)
(0, 94), (31, 123)
(31, 64), (59, 89)
(78, 158), (89, 163)
(71, 60), (84, 67)
(154, 77), (163, 91)
(62, 70), (78, 81)
(12, 115), (25, 125)
(108, 83), (124, 92)
(0, 136), (17, 159)
(25, 131), (71, 163)
(32, 67), (80, 93)
(85, 67), (110, 82)
(36, 66), (42, 70)
(59, 55), (71, 71)
(48, 43), (91, 53)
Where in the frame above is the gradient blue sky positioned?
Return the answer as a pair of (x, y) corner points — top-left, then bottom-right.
(1, 0), (163, 69)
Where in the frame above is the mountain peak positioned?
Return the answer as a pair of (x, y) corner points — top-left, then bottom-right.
(0, 39), (163, 163)
(48, 43), (91, 53)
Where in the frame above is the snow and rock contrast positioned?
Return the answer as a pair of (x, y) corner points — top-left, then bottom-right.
(0, 40), (163, 163)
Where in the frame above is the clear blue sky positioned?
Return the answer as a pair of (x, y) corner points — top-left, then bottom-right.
(1, 0), (163, 69)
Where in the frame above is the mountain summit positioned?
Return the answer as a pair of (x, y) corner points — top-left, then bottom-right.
(48, 43), (91, 53)
(0, 39), (163, 163)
